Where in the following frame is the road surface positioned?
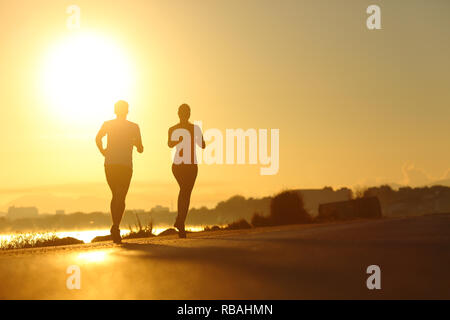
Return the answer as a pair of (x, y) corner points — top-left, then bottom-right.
(0, 214), (449, 299)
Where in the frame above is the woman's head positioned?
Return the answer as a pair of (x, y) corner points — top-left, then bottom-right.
(178, 103), (191, 122)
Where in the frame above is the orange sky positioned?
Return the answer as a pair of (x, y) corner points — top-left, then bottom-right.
(1, 0), (450, 213)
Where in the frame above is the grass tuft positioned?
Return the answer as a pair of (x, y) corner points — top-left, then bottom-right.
(0, 232), (84, 250)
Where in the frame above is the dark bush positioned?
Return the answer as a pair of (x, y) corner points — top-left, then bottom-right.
(224, 219), (252, 230)
(270, 190), (312, 225)
(158, 228), (178, 236)
(251, 212), (272, 227)
(204, 225), (221, 232)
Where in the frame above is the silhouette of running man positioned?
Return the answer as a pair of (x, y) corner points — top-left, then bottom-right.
(96, 100), (143, 243)
(168, 104), (205, 238)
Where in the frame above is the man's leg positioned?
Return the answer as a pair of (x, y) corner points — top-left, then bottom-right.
(106, 165), (132, 229)
(113, 166), (132, 227)
(111, 195), (123, 227)
(106, 166), (118, 227)
(112, 189), (128, 227)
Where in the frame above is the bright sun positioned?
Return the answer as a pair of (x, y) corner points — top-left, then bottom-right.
(43, 32), (134, 123)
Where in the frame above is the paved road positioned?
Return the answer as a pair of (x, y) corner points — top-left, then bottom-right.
(0, 214), (449, 299)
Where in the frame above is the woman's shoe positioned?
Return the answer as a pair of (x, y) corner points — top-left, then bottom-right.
(174, 221), (187, 239)
(178, 229), (187, 239)
(110, 225), (122, 244)
(174, 220), (182, 230)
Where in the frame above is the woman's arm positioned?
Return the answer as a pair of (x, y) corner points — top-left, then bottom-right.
(200, 133), (206, 149)
(168, 127), (180, 148)
(194, 125), (206, 149)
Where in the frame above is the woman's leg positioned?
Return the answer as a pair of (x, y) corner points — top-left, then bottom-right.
(172, 164), (198, 228)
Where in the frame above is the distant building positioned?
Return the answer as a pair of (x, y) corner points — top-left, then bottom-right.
(125, 209), (146, 215)
(296, 187), (352, 216)
(7, 206), (39, 220)
(150, 205), (170, 214)
(55, 210), (65, 215)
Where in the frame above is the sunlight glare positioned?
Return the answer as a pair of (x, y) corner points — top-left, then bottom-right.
(76, 250), (109, 263)
(42, 32), (134, 123)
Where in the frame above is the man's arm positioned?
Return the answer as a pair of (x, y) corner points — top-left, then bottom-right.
(135, 125), (144, 153)
(95, 123), (107, 156)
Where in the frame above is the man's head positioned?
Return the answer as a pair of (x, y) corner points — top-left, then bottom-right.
(178, 103), (191, 122)
(114, 100), (129, 118)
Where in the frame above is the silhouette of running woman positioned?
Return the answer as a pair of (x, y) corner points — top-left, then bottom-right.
(168, 104), (205, 238)
(96, 100), (143, 243)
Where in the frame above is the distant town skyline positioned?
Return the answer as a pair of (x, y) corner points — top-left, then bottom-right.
(3, 176), (450, 214)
